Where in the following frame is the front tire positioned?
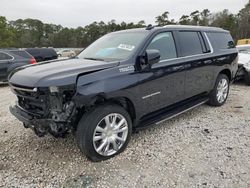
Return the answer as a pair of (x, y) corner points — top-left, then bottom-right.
(76, 104), (132, 162)
(208, 74), (229, 106)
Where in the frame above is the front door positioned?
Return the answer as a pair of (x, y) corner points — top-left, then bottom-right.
(135, 32), (186, 116)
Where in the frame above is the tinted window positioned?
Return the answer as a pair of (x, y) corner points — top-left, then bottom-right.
(179, 31), (203, 57)
(207, 32), (235, 50)
(147, 32), (177, 61)
(26, 49), (40, 55)
(0, 52), (13, 60)
(11, 50), (32, 58)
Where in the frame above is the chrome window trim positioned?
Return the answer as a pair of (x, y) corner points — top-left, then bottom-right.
(0, 51), (14, 62)
(157, 31), (214, 64)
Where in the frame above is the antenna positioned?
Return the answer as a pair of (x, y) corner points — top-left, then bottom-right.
(146, 24), (154, 30)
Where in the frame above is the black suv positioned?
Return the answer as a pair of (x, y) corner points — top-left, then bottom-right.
(25, 48), (58, 62)
(9, 26), (238, 161)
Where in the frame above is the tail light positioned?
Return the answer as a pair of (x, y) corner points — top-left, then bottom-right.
(29, 58), (37, 64)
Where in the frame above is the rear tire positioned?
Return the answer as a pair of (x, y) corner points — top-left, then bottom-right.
(244, 70), (250, 86)
(208, 74), (229, 107)
(76, 104), (132, 162)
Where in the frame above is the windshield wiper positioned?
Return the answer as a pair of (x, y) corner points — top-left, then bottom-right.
(84, 57), (105, 61)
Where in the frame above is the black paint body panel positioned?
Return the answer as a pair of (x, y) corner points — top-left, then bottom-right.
(9, 26), (238, 129)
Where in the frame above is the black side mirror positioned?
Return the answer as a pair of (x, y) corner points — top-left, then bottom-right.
(140, 49), (161, 68)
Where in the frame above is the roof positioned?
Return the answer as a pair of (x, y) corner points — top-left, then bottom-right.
(112, 25), (228, 34)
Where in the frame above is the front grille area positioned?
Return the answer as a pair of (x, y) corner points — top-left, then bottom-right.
(10, 84), (48, 117)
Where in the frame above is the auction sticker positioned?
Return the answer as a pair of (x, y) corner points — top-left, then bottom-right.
(118, 44), (135, 51)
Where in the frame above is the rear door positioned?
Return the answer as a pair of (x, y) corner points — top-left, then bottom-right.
(0, 52), (14, 81)
(177, 31), (214, 98)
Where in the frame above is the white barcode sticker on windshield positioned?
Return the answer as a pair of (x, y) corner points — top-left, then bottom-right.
(118, 44), (135, 51)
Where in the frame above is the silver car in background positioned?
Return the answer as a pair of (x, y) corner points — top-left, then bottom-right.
(236, 45), (250, 85)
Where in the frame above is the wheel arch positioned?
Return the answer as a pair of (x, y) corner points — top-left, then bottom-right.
(75, 94), (137, 126)
(219, 69), (232, 81)
(96, 96), (137, 124)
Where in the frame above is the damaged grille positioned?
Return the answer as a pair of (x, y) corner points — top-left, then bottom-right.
(10, 84), (48, 117)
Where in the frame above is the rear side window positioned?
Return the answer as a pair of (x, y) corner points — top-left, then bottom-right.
(206, 32), (235, 50)
(178, 31), (203, 57)
(10, 50), (32, 58)
(146, 32), (177, 61)
(0, 52), (13, 61)
(26, 49), (40, 56)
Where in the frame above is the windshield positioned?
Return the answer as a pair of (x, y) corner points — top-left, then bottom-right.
(78, 32), (147, 62)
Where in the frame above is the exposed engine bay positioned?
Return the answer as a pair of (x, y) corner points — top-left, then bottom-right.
(10, 84), (77, 137)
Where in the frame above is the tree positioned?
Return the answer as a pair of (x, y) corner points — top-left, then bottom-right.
(210, 9), (237, 39)
(0, 16), (15, 47)
(155, 11), (174, 26)
(179, 15), (191, 25)
(237, 1), (250, 39)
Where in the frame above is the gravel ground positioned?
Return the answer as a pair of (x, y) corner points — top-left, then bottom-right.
(0, 83), (250, 188)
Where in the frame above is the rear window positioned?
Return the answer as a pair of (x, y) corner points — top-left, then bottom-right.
(178, 31), (204, 57)
(10, 50), (32, 58)
(25, 49), (40, 55)
(206, 32), (235, 50)
(0, 52), (13, 60)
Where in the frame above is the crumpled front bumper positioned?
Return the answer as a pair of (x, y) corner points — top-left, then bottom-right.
(10, 104), (46, 124)
(9, 104), (55, 136)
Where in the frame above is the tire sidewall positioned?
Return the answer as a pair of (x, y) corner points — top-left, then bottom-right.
(76, 104), (132, 161)
(214, 74), (230, 106)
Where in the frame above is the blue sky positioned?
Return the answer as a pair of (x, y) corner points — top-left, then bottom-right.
(1, 0), (248, 27)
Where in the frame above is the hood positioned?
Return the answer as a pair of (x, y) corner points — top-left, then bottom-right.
(238, 53), (250, 65)
(9, 58), (119, 87)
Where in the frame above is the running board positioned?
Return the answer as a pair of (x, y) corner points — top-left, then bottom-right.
(136, 96), (209, 129)
(155, 100), (208, 125)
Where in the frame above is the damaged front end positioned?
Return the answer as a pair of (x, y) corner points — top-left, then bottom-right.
(9, 84), (77, 137)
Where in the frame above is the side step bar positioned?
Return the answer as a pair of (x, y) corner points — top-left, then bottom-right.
(137, 96), (209, 129)
(155, 100), (208, 125)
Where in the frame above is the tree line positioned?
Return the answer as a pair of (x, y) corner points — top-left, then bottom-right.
(0, 1), (250, 48)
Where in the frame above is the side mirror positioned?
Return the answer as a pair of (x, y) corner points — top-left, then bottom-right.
(143, 49), (161, 67)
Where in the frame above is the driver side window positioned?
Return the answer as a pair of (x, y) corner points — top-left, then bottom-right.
(147, 32), (177, 61)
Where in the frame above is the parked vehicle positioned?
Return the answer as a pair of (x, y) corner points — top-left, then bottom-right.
(57, 49), (76, 58)
(25, 48), (58, 62)
(237, 44), (250, 54)
(236, 45), (250, 85)
(9, 26), (238, 161)
(0, 50), (36, 82)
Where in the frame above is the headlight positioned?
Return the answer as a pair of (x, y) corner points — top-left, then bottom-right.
(49, 86), (59, 93)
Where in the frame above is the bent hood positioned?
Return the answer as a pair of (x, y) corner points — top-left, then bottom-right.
(9, 58), (119, 87)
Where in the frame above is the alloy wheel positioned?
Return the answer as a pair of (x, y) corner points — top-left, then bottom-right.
(93, 113), (128, 156)
(216, 78), (229, 103)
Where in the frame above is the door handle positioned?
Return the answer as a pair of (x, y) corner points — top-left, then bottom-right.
(204, 60), (213, 64)
(173, 65), (185, 71)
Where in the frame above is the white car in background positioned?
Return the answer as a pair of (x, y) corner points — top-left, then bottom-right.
(57, 49), (76, 58)
(236, 45), (250, 85)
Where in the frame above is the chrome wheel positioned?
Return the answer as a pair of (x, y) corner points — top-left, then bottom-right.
(216, 78), (228, 103)
(93, 113), (128, 156)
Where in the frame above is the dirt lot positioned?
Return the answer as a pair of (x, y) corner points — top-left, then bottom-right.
(0, 83), (249, 188)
